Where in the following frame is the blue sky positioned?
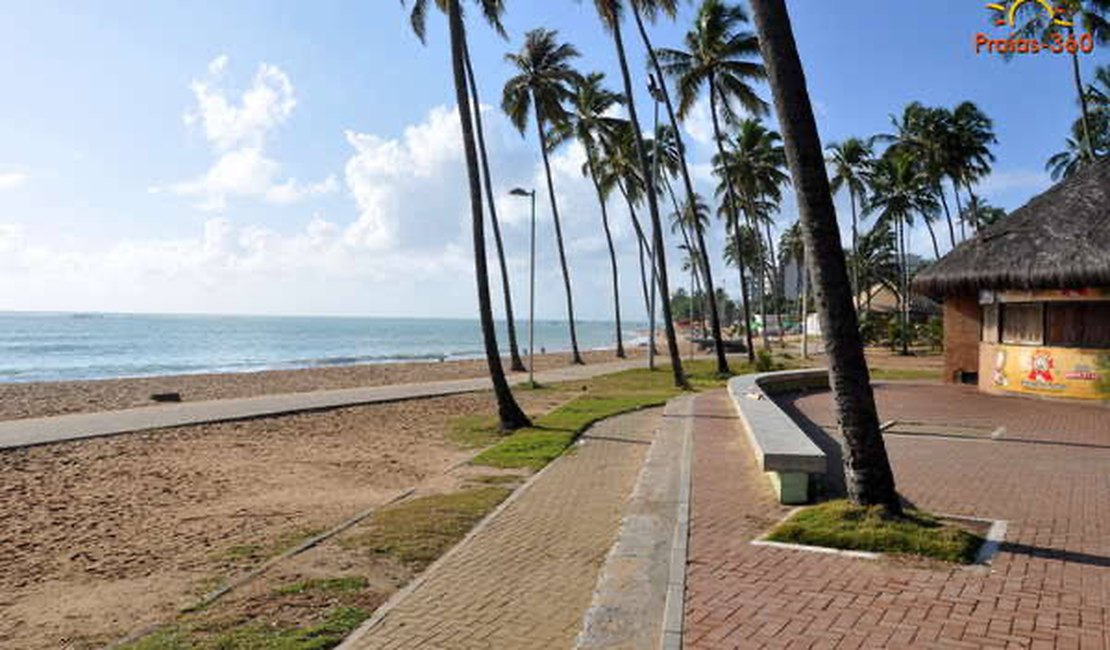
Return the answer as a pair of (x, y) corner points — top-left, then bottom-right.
(0, 1), (1103, 318)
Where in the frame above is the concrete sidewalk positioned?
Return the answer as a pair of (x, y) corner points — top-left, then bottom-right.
(0, 358), (643, 450)
(340, 407), (666, 649)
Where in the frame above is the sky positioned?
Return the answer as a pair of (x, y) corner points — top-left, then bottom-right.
(0, 0), (1104, 320)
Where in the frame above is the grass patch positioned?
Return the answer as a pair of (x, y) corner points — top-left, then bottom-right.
(341, 487), (511, 570)
(447, 414), (503, 449)
(214, 527), (325, 565)
(274, 576), (368, 596)
(470, 359), (743, 470)
(870, 368), (942, 381)
(121, 606), (368, 650)
(766, 500), (983, 564)
(469, 474), (525, 485)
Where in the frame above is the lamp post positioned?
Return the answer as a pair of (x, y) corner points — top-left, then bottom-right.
(510, 187), (537, 387)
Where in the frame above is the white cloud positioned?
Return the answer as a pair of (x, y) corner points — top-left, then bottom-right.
(154, 56), (334, 211)
(0, 172), (27, 191)
(184, 55), (295, 151)
(2, 105), (690, 320)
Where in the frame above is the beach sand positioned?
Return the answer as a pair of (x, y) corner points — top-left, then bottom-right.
(0, 347), (644, 421)
(0, 388), (575, 649)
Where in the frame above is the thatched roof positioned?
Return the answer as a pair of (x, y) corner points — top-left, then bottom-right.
(913, 157), (1110, 298)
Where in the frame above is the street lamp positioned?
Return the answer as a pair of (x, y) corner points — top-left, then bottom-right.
(509, 187), (537, 387)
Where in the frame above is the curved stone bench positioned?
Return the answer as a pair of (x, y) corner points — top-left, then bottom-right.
(727, 368), (830, 504)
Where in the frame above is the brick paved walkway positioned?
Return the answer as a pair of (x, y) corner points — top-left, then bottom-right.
(341, 408), (662, 649)
(685, 386), (1110, 649)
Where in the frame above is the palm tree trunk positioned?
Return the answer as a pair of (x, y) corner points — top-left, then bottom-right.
(937, 184), (956, 249)
(951, 178), (966, 240)
(849, 187), (859, 311)
(749, 0), (900, 514)
(587, 155), (625, 358)
(899, 217), (910, 356)
(446, 0), (529, 431)
(632, 3), (730, 375)
(609, 14), (686, 387)
(963, 181), (980, 232)
(619, 181), (653, 325)
(1069, 29), (1094, 159)
(533, 100), (584, 365)
(709, 82), (756, 363)
(463, 44), (525, 372)
(923, 216), (941, 259)
(764, 219), (785, 346)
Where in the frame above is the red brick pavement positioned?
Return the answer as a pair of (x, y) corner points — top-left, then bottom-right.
(684, 387), (1110, 649)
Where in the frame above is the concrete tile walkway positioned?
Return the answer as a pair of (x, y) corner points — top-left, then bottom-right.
(686, 386), (1110, 649)
(0, 359), (643, 450)
(340, 408), (664, 650)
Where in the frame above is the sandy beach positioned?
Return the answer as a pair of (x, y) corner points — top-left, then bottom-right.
(0, 347), (644, 421)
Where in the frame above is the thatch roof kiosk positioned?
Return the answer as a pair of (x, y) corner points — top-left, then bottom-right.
(913, 157), (1110, 401)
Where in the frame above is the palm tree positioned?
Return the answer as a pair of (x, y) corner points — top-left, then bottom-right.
(553, 72), (628, 358)
(1046, 124), (1090, 181)
(671, 194), (712, 335)
(591, 0), (687, 388)
(826, 138), (872, 303)
(748, 0), (901, 515)
(1008, 0), (1109, 159)
(629, 0), (732, 374)
(598, 120), (655, 324)
(503, 28), (586, 365)
(404, 0), (531, 431)
(946, 101), (996, 235)
(960, 194), (1007, 230)
(713, 118), (788, 349)
(882, 102), (957, 249)
(658, 0), (768, 363)
(462, 45), (526, 373)
(866, 152), (938, 354)
(852, 221), (899, 313)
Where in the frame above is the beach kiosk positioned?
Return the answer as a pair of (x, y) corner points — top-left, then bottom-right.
(913, 157), (1109, 401)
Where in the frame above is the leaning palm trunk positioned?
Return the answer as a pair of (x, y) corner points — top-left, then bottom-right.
(446, 0), (530, 431)
(922, 216), (941, 259)
(464, 45), (526, 372)
(937, 185), (956, 248)
(709, 82), (756, 362)
(849, 187), (859, 310)
(633, 3), (730, 374)
(587, 155), (626, 358)
(898, 217), (911, 356)
(950, 178), (967, 240)
(609, 12), (686, 387)
(618, 180), (654, 324)
(749, 0), (901, 514)
(533, 100), (584, 365)
(1069, 29), (1095, 159)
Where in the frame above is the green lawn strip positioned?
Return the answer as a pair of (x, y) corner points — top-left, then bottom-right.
(339, 487), (512, 570)
(766, 500), (983, 563)
(120, 606), (368, 650)
(469, 359), (743, 470)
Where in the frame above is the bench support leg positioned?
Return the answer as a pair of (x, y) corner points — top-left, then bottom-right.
(768, 472), (809, 505)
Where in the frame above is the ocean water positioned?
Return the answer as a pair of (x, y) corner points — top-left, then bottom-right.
(0, 312), (645, 384)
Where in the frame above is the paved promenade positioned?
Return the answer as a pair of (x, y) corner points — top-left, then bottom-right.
(0, 358), (642, 449)
(686, 385), (1110, 649)
(341, 408), (666, 649)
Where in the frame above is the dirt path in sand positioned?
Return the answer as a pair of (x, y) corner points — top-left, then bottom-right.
(0, 389), (568, 649)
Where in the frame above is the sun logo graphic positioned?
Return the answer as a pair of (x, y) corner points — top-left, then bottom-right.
(976, 1), (1095, 55)
(985, 0), (1073, 28)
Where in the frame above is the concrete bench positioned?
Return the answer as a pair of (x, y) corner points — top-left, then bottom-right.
(727, 369), (829, 504)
